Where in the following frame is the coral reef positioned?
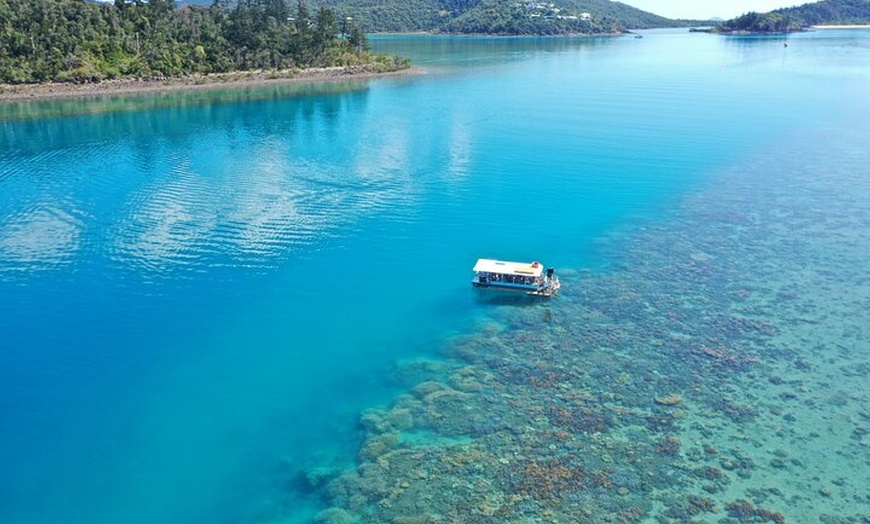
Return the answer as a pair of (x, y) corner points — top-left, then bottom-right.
(258, 132), (870, 523)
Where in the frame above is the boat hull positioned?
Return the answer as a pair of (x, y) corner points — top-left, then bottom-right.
(472, 281), (558, 297)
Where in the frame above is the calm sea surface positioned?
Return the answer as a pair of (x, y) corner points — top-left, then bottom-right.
(1, 29), (868, 523)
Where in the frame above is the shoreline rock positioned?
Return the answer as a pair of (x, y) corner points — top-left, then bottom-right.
(655, 394), (684, 406)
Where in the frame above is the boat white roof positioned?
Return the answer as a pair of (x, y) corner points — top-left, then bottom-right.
(473, 258), (544, 277)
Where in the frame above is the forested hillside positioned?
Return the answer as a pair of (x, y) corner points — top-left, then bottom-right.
(713, 11), (804, 33)
(772, 0), (870, 25)
(0, 0), (406, 85)
(304, 0), (683, 34)
(712, 0), (870, 33)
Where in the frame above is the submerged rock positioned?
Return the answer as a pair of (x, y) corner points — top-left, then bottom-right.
(312, 507), (354, 524)
(655, 395), (683, 406)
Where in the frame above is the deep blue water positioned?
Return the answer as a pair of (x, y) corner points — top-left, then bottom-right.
(1, 28), (868, 523)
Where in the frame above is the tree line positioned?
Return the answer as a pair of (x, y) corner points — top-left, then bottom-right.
(0, 0), (397, 85)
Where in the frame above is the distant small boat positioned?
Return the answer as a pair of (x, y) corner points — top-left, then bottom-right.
(472, 259), (560, 297)
(635, 34), (643, 39)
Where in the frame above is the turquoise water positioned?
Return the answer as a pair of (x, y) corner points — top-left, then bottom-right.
(1, 28), (868, 523)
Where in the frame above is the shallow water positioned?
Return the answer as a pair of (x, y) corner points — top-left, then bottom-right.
(1, 28), (868, 523)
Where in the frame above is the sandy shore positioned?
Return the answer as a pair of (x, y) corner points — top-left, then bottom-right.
(0, 64), (419, 101)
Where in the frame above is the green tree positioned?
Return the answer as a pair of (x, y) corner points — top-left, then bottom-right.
(348, 24), (367, 53)
(0, 0), (407, 84)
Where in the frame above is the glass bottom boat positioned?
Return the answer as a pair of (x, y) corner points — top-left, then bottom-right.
(471, 259), (560, 297)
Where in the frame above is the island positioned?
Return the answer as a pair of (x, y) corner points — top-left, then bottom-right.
(703, 12), (805, 34)
(695, 0), (870, 34)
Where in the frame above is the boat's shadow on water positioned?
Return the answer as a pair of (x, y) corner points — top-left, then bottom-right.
(472, 291), (553, 307)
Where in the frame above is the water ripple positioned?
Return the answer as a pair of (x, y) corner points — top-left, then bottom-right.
(110, 166), (218, 274)
(0, 202), (84, 275)
(106, 145), (420, 275)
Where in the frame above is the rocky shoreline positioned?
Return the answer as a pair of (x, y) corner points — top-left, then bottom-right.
(0, 64), (418, 101)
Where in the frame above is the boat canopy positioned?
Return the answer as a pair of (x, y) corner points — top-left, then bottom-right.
(472, 259), (544, 278)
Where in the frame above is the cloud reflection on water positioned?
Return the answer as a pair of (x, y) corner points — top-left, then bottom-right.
(0, 81), (420, 280)
(0, 204), (82, 273)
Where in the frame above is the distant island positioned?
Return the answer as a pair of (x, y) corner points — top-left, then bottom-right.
(0, 0), (409, 89)
(700, 11), (805, 33)
(698, 0), (870, 34)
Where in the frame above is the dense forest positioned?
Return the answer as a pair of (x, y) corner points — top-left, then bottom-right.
(712, 11), (804, 33)
(772, 0), (870, 25)
(302, 0), (688, 35)
(712, 0), (870, 33)
(0, 0), (407, 85)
